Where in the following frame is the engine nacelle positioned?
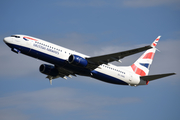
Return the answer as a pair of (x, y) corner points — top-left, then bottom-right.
(39, 64), (59, 77)
(68, 55), (88, 67)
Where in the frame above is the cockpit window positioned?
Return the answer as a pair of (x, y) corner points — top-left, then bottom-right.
(11, 35), (20, 38)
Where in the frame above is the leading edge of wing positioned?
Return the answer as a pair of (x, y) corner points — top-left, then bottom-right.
(86, 45), (152, 65)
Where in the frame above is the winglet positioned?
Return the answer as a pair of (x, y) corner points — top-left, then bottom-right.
(151, 36), (161, 47)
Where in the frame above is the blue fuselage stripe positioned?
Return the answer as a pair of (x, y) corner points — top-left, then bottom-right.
(91, 70), (128, 85)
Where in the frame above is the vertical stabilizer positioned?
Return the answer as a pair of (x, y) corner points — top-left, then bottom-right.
(131, 36), (161, 76)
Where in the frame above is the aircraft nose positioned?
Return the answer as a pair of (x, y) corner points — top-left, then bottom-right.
(3, 37), (12, 43)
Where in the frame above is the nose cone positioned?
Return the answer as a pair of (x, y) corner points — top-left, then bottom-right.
(3, 37), (12, 44)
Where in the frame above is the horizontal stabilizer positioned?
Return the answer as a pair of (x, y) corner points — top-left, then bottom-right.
(140, 73), (176, 81)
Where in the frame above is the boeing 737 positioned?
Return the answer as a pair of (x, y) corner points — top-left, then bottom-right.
(3, 35), (175, 86)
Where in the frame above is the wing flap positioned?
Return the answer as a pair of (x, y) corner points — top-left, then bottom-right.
(140, 73), (176, 81)
(46, 65), (76, 80)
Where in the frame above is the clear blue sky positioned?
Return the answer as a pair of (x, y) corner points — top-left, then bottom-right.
(0, 0), (180, 120)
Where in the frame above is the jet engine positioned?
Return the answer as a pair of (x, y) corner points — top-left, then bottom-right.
(39, 64), (59, 77)
(68, 55), (88, 67)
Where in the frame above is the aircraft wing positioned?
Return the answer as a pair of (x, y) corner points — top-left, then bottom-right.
(86, 45), (152, 66)
(55, 65), (76, 79)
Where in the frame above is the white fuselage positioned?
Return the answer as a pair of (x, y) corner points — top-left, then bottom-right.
(3, 35), (146, 86)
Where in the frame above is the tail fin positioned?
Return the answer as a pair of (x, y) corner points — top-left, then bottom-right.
(131, 36), (161, 76)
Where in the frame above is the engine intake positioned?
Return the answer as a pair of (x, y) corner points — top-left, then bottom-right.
(68, 55), (88, 67)
(39, 64), (59, 77)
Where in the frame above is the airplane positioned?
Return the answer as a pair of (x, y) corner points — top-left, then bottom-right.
(3, 35), (175, 86)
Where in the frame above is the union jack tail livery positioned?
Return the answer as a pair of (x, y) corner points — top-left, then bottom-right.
(131, 36), (161, 76)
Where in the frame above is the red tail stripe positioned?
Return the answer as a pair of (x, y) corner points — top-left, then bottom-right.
(131, 64), (146, 76)
(131, 64), (136, 71)
(152, 43), (157, 47)
(142, 52), (154, 59)
(135, 67), (146, 76)
(156, 38), (159, 41)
